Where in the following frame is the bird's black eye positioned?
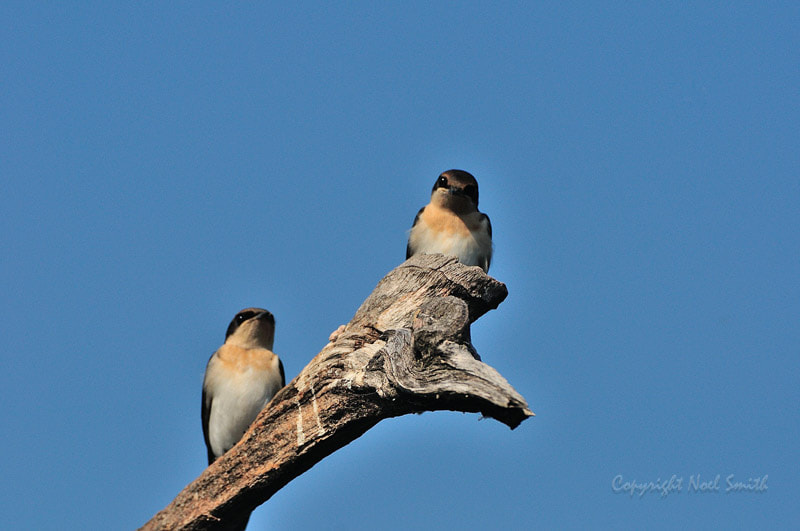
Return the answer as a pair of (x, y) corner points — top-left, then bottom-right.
(226, 311), (254, 340)
(437, 175), (448, 188)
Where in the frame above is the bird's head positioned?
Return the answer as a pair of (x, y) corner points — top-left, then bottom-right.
(225, 307), (275, 350)
(430, 169), (479, 213)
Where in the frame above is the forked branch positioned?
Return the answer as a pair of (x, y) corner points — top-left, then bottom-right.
(141, 254), (533, 530)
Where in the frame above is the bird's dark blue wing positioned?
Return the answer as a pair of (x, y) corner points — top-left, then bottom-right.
(406, 206), (426, 259)
(201, 354), (216, 465)
(201, 390), (215, 465)
(481, 213), (493, 272)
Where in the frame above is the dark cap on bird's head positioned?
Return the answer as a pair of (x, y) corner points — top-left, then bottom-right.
(432, 169), (479, 208)
(225, 307), (274, 341)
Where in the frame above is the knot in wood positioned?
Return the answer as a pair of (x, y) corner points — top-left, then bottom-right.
(411, 296), (470, 359)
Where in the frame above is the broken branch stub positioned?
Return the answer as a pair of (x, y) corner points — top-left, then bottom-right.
(141, 253), (532, 531)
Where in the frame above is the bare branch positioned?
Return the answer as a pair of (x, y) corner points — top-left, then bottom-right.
(141, 254), (533, 531)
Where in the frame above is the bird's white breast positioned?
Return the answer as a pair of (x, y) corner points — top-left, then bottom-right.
(204, 348), (283, 459)
(409, 206), (492, 270)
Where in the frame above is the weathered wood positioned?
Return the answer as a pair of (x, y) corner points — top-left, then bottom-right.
(141, 254), (533, 531)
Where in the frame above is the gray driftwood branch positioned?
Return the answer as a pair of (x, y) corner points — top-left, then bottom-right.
(141, 254), (533, 530)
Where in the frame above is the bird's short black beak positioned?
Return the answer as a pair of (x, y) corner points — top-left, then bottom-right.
(255, 310), (274, 322)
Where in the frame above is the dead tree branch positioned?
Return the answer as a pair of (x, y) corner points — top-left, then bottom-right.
(141, 254), (533, 530)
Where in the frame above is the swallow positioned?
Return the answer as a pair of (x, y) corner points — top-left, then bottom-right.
(202, 308), (285, 465)
(201, 308), (284, 530)
(406, 169), (493, 272)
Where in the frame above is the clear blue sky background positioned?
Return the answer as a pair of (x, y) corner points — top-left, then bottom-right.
(2, 2), (798, 529)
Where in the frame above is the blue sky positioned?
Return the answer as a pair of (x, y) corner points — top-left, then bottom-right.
(2, 2), (798, 529)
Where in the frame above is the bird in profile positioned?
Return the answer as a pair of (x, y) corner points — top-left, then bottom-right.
(202, 308), (285, 531)
(406, 169), (493, 272)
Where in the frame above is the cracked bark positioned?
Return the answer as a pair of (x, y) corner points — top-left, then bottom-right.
(141, 253), (533, 531)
